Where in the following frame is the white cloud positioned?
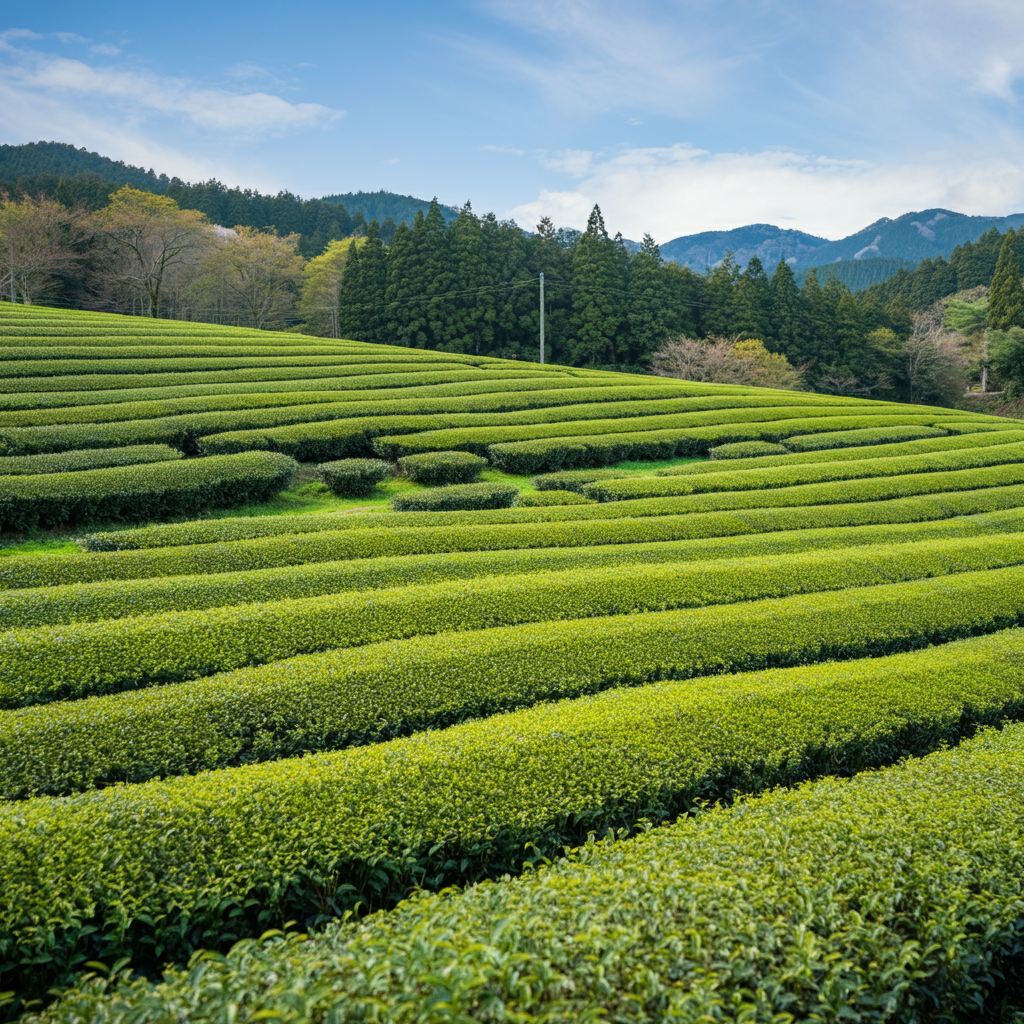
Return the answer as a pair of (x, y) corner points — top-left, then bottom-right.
(507, 144), (1024, 241)
(0, 34), (343, 140)
(90, 43), (120, 57)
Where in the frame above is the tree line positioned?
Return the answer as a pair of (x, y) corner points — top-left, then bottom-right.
(2, 183), (1022, 404)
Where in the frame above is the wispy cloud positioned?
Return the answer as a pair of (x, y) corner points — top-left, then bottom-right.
(0, 33), (343, 139)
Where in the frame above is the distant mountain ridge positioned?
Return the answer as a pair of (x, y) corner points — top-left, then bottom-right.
(321, 191), (460, 226)
(660, 208), (1024, 276)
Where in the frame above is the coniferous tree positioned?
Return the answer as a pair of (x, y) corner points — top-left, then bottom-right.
(626, 234), (676, 364)
(988, 229), (1024, 330)
(700, 254), (739, 337)
(767, 261), (804, 361)
(569, 206), (622, 365)
(731, 256), (771, 339)
(444, 203), (495, 353)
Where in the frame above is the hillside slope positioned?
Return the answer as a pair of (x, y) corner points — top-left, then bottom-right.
(2, 305), (1024, 1018)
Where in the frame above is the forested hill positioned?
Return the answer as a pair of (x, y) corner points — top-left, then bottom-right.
(660, 224), (829, 272)
(0, 141), (455, 255)
(321, 191), (460, 226)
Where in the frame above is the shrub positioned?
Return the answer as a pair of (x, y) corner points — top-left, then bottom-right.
(0, 452), (297, 531)
(516, 490), (592, 506)
(7, 509), (1024, 631)
(531, 468), (629, 492)
(0, 444), (181, 475)
(709, 440), (790, 459)
(3, 536), (1023, 709)
(33, 718), (1024, 1023)
(783, 424), (947, 451)
(397, 450), (488, 486)
(316, 458), (390, 496)
(13, 483), (1024, 591)
(391, 482), (518, 512)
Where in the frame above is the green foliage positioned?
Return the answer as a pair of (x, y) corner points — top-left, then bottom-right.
(531, 467), (631, 492)
(709, 439), (790, 459)
(990, 326), (1024, 395)
(0, 444), (181, 475)
(35, 718), (1024, 1023)
(0, 452), (297, 531)
(391, 481), (518, 512)
(397, 450), (487, 486)
(580, 440), (1024, 501)
(988, 229), (1024, 331)
(515, 489), (592, 506)
(782, 423), (946, 451)
(5, 510), (1023, 632)
(315, 458), (390, 497)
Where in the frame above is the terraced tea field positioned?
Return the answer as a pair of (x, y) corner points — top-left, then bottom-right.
(2, 304), (1024, 1022)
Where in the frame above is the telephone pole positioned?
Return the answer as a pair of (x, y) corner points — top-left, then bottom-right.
(539, 272), (545, 364)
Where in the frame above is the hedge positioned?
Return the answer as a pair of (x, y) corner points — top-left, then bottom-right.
(0, 452), (297, 531)
(33, 715), (1024, 1024)
(532, 467), (635, 492)
(315, 458), (390, 496)
(11, 484), (1024, 592)
(515, 489), (592, 506)
(0, 389), (816, 430)
(4, 534), (1023, 709)
(579, 439), (1024, 501)
(656, 427), (1024, 476)
(484, 417), (965, 474)
(80, 458), (1024, 554)
(7, 508), (1024, 631)
(709, 439), (791, 458)
(0, 366), (548, 396)
(397, 450), (487, 485)
(0, 374), (640, 413)
(2, 562), (1024, 805)
(194, 405), (937, 464)
(373, 410), (969, 461)
(782, 424), (948, 451)
(391, 482), (519, 511)
(0, 444), (181, 476)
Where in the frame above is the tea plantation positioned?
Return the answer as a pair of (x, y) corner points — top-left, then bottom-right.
(2, 304), (1024, 1022)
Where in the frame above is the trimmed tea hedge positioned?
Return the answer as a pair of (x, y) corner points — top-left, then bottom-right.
(7, 508), (1024, 630)
(10, 485), (1024, 591)
(656, 427), (1024, 476)
(532, 467), (634, 492)
(79, 459), (1024, 554)
(2, 571), (1023, 805)
(3, 535), (1023, 708)
(515, 489), (592, 506)
(0, 444), (181, 476)
(580, 440), (1024, 502)
(709, 439), (791, 458)
(34, 717), (1024, 1024)
(397, 450), (487, 485)
(0, 452), (297, 531)
(315, 458), (390, 497)
(391, 481), (519, 512)
(782, 424), (948, 451)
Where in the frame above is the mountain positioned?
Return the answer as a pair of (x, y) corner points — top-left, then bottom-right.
(660, 208), (1024, 274)
(321, 191), (460, 226)
(659, 223), (829, 271)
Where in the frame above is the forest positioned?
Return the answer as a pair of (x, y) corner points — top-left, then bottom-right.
(1, 177), (1023, 407)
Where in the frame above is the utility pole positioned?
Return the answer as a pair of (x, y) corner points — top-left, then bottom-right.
(539, 271), (545, 364)
(982, 331), (988, 393)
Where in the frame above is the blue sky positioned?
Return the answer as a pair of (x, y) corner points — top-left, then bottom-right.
(2, 1), (1024, 242)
